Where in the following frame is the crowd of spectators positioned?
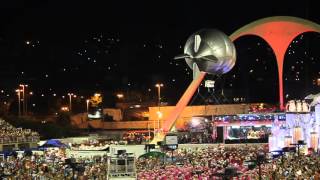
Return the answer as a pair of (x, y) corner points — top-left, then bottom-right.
(2, 141), (320, 179)
(137, 145), (320, 179)
(0, 119), (40, 144)
(0, 148), (108, 179)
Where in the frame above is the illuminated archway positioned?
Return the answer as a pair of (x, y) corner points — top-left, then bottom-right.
(230, 16), (320, 109)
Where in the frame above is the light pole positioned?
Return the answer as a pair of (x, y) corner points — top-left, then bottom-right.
(16, 89), (22, 117)
(148, 122), (151, 143)
(86, 99), (90, 113)
(68, 93), (74, 112)
(155, 83), (163, 107)
(155, 83), (163, 135)
(157, 111), (163, 133)
(29, 91), (33, 114)
(19, 84), (28, 115)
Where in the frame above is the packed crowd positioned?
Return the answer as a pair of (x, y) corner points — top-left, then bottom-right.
(136, 145), (320, 180)
(2, 142), (320, 179)
(0, 119), (40, 144)
(0, 148), (108, 179)
(178, 132), (215, 144)
(137, 145), (266, 179)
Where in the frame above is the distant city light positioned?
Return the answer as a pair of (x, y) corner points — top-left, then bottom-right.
(116, 94), (124, 98)
(61, 106), (69, 111)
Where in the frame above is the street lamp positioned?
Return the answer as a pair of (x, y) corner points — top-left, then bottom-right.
(19, 84), (28, 115)
(68, 93), (74, 112)
(157, 111), (163, 133)
(155, 83), (164, 135)
(29, 91), (33, 114)
(86, 99), (90, 113)
(155, 83), (164, 106)
(15, 89), (22, 117)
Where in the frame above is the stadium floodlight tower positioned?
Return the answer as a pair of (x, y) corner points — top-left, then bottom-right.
(152, 29), (236, 143)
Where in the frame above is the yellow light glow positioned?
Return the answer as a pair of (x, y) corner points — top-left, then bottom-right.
(155, 83), (164, 87)
(157, 111), (163, 119)
(116, 94), (124, 98)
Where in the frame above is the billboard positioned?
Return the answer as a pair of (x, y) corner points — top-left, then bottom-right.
(205, 80), (215, 88)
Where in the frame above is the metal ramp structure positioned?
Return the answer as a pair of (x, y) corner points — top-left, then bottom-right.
(107, 155), (137, 180)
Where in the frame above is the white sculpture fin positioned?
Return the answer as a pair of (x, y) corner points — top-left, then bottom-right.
(174, 54), (190, 60)
(194, 34), (201, 53)
(193, 62), (201, 80)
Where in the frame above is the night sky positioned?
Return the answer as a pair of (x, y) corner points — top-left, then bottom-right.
(0, 0), (320, 113)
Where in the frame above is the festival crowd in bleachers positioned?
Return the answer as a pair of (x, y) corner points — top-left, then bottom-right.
(137, 145), (320, 180)
(0, 119), (40, 144)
